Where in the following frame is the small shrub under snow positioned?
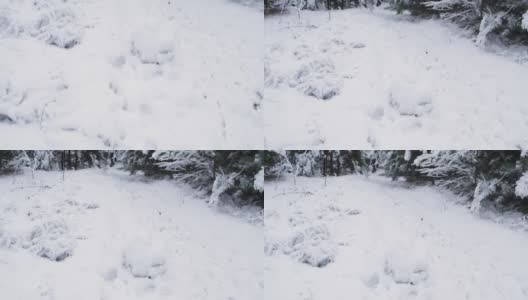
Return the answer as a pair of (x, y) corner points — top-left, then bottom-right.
(283, 224), (336, 268)
(0, 0), (82, 49)
(289, 59), (342, 100)
(24, 219), (75, 262)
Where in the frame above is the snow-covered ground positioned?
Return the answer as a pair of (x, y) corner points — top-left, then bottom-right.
(0, 169), (263, 300)
(264, 8), (528, 149)
(265, 175), (528, 300)
(0, 0), (262, 149)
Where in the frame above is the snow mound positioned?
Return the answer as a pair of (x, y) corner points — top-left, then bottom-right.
(388, 82), (433, 117)
(322, 203), (361, 219)
(130, 22), (176, 66)
(25, 219), (75, 262)
(264, 61), (286, 88)
(122, 243), (167, 279)
(289, 59), (342, 100)
(515, 172), (528, 198)
(384, 252), (429, 286)
(0, 0), (82, 49)
(319, 38), (366, 53)
(0, 230), (21, 249)
(285, 224), (336, 268)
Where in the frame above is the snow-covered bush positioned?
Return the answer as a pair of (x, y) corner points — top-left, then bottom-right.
(153, 151), (214, 184)
(0, 0), (82, 49)
(289, 59), (342, 100)
(414, 151), (478, 194)
(25, 219), (75, 262)
(285, 224), (336, 268)
(293, 151), (317, 176)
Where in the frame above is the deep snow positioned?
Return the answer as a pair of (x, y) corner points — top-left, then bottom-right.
(265, 175), (528, 300)
(0, 169), (263, 300)
(264, 8), (528, 149)
(0, 0), (262, 149)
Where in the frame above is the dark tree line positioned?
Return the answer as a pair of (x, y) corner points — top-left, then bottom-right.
(265, 0), (380, 13)
(265, 150), (528, 214)
(0, 151), (263, 208)
(265, 0), (528, 45)
(0, 150), (115, 172)
(122, 151), (264, 207)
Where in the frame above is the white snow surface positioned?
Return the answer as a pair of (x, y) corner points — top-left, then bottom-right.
(265, 175), (528, 300)
(0, 0), (262, 149)
(264, 9), (528, 149)
(0, 169), (263, 300)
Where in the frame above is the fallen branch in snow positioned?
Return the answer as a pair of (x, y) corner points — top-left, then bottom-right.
(208, 168), (247, 207)
(475, 9), (511, 47)
(216, 99), (227, 141)
(272, 191), (314, 198)
(10, 185), (52, 192)
(277, 24), (318, 30)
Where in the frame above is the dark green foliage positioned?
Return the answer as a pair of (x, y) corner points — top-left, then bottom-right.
(0, 151), (18, 173)
(265, 150), (369, 178)
(377, 150), (426, 182)
(214, 151), (264, 207)
(141, 151), (264, 208)
(388, 0), (528, 45)
(0, 150), (117, 172)
(120, 151), (170, 177)
(401, 151), (528, 213)
(262, 151), (292, 179)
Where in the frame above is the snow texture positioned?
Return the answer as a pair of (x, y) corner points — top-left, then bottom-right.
(0, 0), (262, 149)
(265, 175), (528, 300)
(0, 169), (263, 300)
(515, 172), (528, 198)
(264, 9), (528, 149)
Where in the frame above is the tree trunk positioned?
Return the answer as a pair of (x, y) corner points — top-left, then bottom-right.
(329, 151), (334, 176)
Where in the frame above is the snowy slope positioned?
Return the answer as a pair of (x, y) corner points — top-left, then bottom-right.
(0, 170), (263, 300)
(0, 0), (262, 149)
(265, 175), (528, 300)
(264, 8), (528, 149)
